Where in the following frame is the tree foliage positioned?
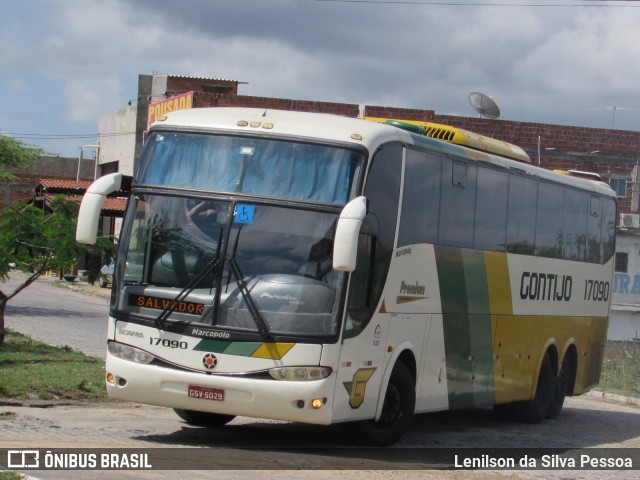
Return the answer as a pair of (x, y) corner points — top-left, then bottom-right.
(0, 135), (42, 181)
(0, 196), (117, 346)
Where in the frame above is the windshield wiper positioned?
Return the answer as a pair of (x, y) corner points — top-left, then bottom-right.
(154, 256), (222, 328)
(227, 258), (272, 341)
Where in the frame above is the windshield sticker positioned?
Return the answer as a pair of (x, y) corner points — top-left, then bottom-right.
(234, 204), (255, 224)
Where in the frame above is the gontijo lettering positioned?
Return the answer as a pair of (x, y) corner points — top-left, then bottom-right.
(520, 272), (572, 302)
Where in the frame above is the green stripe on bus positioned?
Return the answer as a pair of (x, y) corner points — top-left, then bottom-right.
(193, 339), (263, 356)
(462, 250), (495, 406)
(435, 246), (468, 314)
(193, 340), (287, 358)
(436, 246), (496, 408)
(193, 339), (232, 352)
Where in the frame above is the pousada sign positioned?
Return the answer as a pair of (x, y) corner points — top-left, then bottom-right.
(147, 91), (193, 129)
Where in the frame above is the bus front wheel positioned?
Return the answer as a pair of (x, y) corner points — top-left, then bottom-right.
(173, 409), (235, 427)
(345, 361), (415, 446)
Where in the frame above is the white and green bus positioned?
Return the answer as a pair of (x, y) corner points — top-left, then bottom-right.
(77, 108), (615, 446)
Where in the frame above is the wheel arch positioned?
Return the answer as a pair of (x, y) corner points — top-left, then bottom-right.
(373, 342), (416, 421)
(530, 340), (558, 398)
(559, 341), (579, 396)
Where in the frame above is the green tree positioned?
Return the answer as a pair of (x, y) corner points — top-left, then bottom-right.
(0, 196), (117, 346)
(0, 135), (42, 181)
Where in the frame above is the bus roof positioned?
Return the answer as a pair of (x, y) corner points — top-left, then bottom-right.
(151, 107), (616, 199)
(151, 107), (413, 150)
(363, 116), (531, 164)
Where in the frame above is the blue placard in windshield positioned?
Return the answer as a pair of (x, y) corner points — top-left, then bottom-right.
(234, 204), (255, 224)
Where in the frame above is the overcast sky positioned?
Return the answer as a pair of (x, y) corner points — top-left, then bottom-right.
(2, 0), (640, 158)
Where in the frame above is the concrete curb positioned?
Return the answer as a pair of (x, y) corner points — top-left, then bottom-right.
(585, 389), (640, 407)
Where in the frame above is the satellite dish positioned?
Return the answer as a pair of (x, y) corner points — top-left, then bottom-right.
(468, 92), (501, 119)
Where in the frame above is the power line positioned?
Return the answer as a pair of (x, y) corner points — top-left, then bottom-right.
(2, 132), (136, 141)
(312, 0), (640, 6)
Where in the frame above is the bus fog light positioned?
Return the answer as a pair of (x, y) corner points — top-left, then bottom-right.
(311, 398), (324, 409)
(108, 341), (155, 365)
(106, 373), (115, 384)
(268, 366), (332, 381)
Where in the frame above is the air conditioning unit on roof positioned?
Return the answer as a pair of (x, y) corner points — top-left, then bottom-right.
(619, 213), (640, 228)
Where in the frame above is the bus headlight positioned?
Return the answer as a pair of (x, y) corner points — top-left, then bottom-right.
(268, 366), (331, 381)
(108, 341), (155, 364)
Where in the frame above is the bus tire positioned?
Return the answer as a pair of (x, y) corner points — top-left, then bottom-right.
(547, 356), (570, 419)
(514, 353), (554, 424)
(345, 361), (415, 446)
(173, 409), (235, 427)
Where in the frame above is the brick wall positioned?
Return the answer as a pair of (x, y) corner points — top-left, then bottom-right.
(192, 92), (359, 116)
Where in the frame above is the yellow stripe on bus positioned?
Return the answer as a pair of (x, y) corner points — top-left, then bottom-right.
(251, 343), (296, 360)
(483, 251), (513, 315)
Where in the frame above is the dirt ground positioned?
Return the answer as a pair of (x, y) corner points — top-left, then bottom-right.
(2, 394), (640, 479)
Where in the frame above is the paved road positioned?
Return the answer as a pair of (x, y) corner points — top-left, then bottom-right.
(3, 271), (110, 358)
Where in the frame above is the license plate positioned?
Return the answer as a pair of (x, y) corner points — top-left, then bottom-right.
(188, 385), (224, 401)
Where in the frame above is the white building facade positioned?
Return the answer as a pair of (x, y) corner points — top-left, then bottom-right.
(610, 228), (640, 341)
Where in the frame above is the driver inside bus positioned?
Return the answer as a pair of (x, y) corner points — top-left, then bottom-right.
(298, 238), (339, 285)
(185, 200), (228, 240)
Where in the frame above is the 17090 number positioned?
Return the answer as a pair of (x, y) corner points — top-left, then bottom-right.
(583, 279), (610, 302)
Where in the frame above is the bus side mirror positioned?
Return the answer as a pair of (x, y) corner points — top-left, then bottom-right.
(76, 173), (123, 245)
(333, 196), (367, 272)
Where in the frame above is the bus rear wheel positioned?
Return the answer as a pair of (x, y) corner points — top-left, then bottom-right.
(345, 361), (415, 446)
(547, 353), (573, 419)
(514, 353), (554, 424)
(173, 409), (235, 427)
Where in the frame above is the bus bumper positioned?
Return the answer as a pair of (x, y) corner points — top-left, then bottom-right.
(105, 354), (336, 425)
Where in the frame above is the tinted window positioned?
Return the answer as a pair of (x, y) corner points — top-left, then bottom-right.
(438, 158), (477, 248)
(586, 196), (602, 263)
(474, 167), (508, 251)
(535, 182), (563, 258)
(398, 149), (441, 247)
(601, 197), (616, 263)
(563, 189), (589, 261)
(346, 143), (402, 338)
(138, 132), (362, 206)
(506, 174), (537, 254)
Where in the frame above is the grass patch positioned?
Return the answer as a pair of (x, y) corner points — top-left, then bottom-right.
(599, 341), (640, 398)
(0, 329), (107, 401)
(0, 472), (25, 480)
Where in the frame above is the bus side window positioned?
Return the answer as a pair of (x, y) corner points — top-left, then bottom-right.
(344, 143), (402, 339)
(345, 233), (376, 338)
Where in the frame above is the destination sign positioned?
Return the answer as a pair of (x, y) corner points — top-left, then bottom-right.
(129, 294), (204, 315)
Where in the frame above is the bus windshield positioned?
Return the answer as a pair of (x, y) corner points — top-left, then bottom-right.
(136, 132), (360, 206)
(113, 194), (344, 338)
